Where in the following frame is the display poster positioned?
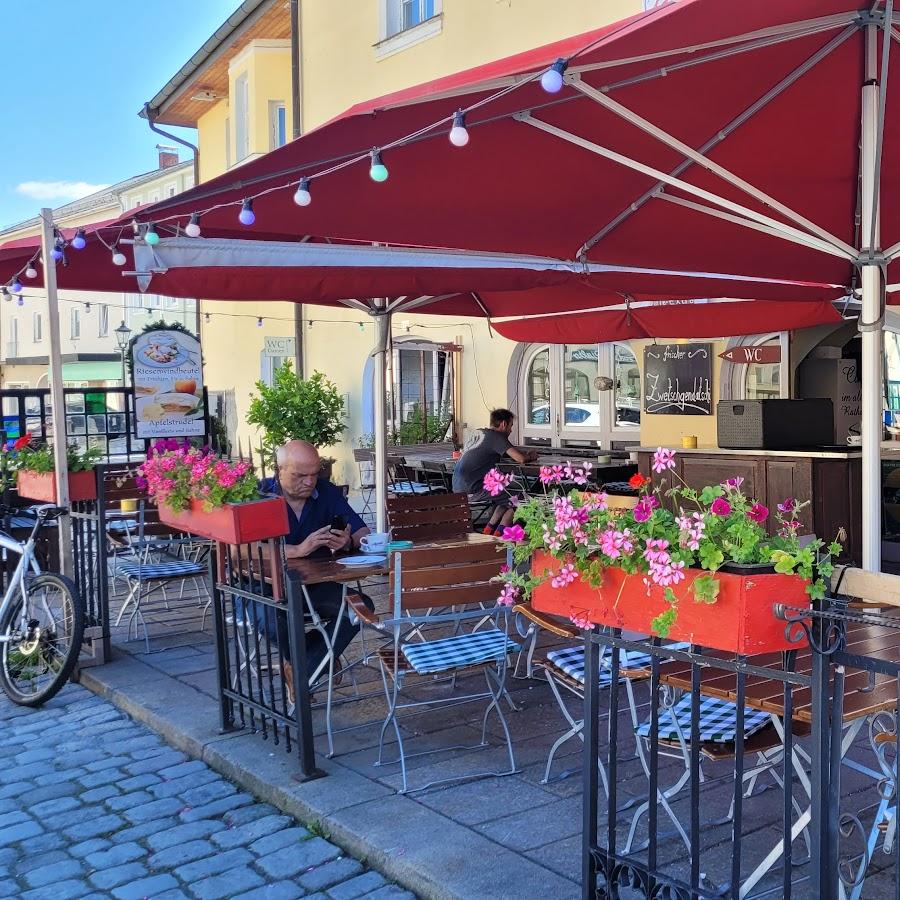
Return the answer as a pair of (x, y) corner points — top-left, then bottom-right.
(132, 328), (205, 438)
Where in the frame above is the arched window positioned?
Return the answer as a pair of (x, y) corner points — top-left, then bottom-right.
(720, 333), (789, 401)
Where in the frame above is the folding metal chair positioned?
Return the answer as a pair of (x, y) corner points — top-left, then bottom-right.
(361, 542), (519, 793)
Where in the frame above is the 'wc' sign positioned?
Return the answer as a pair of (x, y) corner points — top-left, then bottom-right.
(718, 345), (782, 365)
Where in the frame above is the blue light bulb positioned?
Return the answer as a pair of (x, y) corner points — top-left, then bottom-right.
(239, 199), (256, 226)
(71, 229), (87, 250)
(145, 225), (160, 246)
(11, 279), (22, 294)
(541, 58), (567, 93)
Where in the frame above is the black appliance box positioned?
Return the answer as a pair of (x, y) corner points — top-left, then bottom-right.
(717, 399), (834, 450)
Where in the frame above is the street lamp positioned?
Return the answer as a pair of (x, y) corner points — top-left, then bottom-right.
(114, 320), (132, 387)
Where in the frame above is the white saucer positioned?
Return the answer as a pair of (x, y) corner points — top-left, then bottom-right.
(335, 555), (387, 566)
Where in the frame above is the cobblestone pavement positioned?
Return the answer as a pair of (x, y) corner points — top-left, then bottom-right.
(0, 684), (417, 900)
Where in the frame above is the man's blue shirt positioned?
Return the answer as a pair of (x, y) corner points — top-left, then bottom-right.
(260, 477), (366, 555)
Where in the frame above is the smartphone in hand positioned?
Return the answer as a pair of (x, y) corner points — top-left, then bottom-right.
(329, 514), (347, 556)
(330, 514), (347, 532)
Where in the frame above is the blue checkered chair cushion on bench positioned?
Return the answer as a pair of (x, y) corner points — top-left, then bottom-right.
(546, 643), (690, 687)
(117, 560), (206, 580)
(636, 694), (770, 744)
(401, 628), (520, 675)
(107, 519), (138, 533)
(390, 481), (433, 495)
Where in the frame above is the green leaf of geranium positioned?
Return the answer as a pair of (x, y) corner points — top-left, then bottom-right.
(698, 542), (724, 571)
(692, 574), (721, 605)
(699, 485), (725, 504)
(651, 607), (677, 639)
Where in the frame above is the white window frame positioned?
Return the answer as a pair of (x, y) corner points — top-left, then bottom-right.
(98, 304), (109, 337)
(269, 101), (287, 150)
(517, 342), (641, 449)
(165, 182), (177, 198)
(33, 312), (42, 343)
(225, 117), (232, 169)
(234, 73), (250, 161)
(70, 308), (81, 340)
(260, 352), (291, 387)
(376, 0), (442, 58)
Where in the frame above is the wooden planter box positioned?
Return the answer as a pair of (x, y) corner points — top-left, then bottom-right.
(531, 551), (809, 655)
(16, 469), (97, 504)
(158, 496), (290, 545)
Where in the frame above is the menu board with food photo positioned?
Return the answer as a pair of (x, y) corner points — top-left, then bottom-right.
(132, 328), (205, 438)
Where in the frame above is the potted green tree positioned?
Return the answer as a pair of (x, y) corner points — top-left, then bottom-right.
(15, 439), (102, 503)
(139, 440), (288, 544)
(493, 449), (842, 656)
(247, 362), (345, 479)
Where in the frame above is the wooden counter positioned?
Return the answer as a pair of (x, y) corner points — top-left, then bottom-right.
(636, 447), (861, 565)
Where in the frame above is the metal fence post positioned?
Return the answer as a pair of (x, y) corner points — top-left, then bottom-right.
(285, 569), (325, 782)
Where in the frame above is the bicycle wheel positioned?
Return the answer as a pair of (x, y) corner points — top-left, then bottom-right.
(0, 573), (83, 707)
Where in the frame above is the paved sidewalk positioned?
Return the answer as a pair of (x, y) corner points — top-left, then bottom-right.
(0, 684), (416, 900)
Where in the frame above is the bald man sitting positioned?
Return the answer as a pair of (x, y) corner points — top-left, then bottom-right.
(258, 440), (373, 691)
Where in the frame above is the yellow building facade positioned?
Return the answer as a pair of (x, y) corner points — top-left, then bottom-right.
(148, 0), (795, 485)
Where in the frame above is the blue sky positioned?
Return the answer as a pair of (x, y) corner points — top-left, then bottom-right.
(0, 1), (234, 229)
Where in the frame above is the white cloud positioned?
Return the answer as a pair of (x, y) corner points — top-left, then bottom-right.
(15, 180), (110, 202)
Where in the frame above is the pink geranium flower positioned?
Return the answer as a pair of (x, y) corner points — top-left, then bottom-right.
(501, 524), (526, 543)
(497, 582), (520, 607)
(483, 468), (513, 497)
(570, 609), (592, 630)
(652, 447), (676, 474)
(711, 497), (732, 516)
(747, 503), (769, 524)
(777, 497), (796, 514)
(722, 476), (744, 491)
(550, 563), (578, 589)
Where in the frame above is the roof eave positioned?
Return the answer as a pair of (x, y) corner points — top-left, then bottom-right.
(140, 0), (275, 125)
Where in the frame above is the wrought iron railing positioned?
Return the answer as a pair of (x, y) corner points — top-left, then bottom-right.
(581, 596), (900, 899)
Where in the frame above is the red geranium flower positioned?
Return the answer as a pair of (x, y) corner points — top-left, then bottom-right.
(628, 473), (649, 489)
(13, 435), (31, 450)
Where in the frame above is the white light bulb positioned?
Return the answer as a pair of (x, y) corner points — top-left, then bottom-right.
(25, 265), (37, 279)
(185, 221), (202, 238)
(449, 112), (469, 147)
(293, 178), (312, 207)
(112, 251), (127, 266)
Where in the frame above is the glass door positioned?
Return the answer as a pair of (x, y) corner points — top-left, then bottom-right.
(519, 343), (641, 449)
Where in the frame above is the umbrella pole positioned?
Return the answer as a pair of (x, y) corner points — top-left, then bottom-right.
(372, 310), (391, 533)
(40, 208), (74, 578)
(860, 29), (883, 572)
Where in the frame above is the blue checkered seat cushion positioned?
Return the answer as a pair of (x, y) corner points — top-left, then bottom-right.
(107, 519), (138, 533)
(546, 643), (690, 687)
(401, 628), (520, 674)
(117, 560), (206, 580)
(390, 481), (433, 495)
(636, 694), (770, 744)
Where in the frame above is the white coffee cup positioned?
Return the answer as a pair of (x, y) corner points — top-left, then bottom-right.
(847, 434), (862, 446)
(361, 532), (390, 552)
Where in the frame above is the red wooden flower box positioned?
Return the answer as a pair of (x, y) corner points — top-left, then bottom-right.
(158, 496), (290, 545)
(16, 469), (97, 504)
(531, 551), (809, 655)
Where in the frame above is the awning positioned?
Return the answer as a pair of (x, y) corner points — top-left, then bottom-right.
(61, 361), (122, 382)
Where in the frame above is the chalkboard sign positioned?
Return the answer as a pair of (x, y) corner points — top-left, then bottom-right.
(643, 343), (713, 416)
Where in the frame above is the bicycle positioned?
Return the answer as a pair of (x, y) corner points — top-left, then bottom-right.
(0, 504), (83, 706)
